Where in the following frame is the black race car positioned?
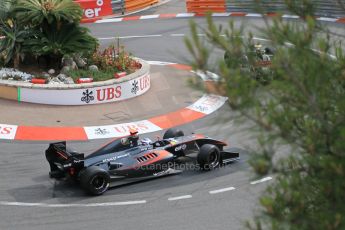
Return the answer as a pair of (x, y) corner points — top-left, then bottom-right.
(45, 128), (240, 195)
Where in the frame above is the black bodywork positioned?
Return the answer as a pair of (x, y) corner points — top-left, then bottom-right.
(45, 129), (240, 195)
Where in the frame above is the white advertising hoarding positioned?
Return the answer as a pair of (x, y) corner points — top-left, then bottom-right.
(20, 73), (150, 105)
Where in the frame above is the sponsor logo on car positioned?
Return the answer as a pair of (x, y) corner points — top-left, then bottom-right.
(102, 153), (130, 163)
(175, 144), (187, 152)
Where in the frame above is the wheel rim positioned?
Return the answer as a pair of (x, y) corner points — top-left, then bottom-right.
(91, 175), (107, 191)
(208, 150), (219, 168)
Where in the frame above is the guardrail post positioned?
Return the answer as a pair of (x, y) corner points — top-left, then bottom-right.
(121, 0), (125, 15)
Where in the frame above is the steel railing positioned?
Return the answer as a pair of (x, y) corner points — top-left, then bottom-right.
(226, 0), (345, 18)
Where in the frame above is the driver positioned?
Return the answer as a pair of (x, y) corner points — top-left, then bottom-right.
(121, 128), (139, 147)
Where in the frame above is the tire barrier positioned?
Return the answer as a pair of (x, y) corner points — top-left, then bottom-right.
(186, 0), (226, 14)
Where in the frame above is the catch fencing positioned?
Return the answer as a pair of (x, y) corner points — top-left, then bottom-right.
(186, 0), (345, 17)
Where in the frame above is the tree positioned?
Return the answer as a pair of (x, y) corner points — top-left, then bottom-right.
(0, 21), (33, 68)
(14, 0), (82, 26)
(0, 0), (98, 68)
(185, 1), (345, 229)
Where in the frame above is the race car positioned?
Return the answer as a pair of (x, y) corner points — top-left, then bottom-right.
(45, 128), (240, 195)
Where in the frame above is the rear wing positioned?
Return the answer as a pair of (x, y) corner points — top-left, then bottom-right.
(45, 141), (84, 177)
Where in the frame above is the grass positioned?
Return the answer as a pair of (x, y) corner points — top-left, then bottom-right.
(67, 69), (119, 82)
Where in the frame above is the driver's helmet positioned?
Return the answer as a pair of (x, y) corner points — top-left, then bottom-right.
(129, 128), (139, 138)
(254, 44), (264, 54)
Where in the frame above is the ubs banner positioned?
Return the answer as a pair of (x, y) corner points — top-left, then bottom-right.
(75, 0), (113, 20)
(20, 74), (150, 105)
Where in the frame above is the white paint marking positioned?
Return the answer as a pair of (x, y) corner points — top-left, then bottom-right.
(147, 60), (176, 65)
(282, 14), (299, 19)
(209, 187), (235, 194)
(317, 17), (337, 22)
(176, 13), (195, 18)
(212, 13), (231, 17)
(168, 195), (192, 201)
(140, 14), (159, 19)
(98, 34), (162, 40)
(253, 37), (271, 42)
(95, 18), (123, 23)
(0, 200), (147, 208)
(170, 34), (185, 37)
(250, 176), (273, 185)
(246, 13), (263, 17)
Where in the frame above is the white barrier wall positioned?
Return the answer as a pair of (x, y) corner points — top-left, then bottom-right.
(0, 59), (150, 105)
(20, 73), (150, 105)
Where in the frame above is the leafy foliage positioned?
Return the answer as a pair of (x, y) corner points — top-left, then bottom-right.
(24, 24), (97, 57)
(0, 21), (33, 67)
(14, 0), (82, 26)
(66, 44), (142, 82)
(185, 4), (345, 230)
(0, 0), (14, 22)
(0, 0), (98, 69)
(90, 45), (142, 72)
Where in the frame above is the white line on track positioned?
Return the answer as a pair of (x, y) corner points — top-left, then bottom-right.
(98, 34), (162, 40)
(250, 176), (273, 185)
(146, 60), (176, 65)
(0, 200), (147, 208)
(282, 14), (300, 19)
(170, 34), (185, 37)
(168, 195), (192, 201)
(253, 37), (271, 42)
(209, 187), (235, 194)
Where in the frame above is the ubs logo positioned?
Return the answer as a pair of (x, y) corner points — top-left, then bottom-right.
(81, 89), (94, 103)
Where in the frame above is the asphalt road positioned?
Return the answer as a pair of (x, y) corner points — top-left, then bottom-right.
(0, 17), (343, 230)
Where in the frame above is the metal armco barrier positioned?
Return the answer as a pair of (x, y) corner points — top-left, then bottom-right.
(125, 0), (159, 13)
(186, 0), (226, 13)
(226, 0), (345, 18)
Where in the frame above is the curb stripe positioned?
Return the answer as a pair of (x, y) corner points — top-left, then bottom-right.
(15, 126), (88, 141)
(93, 13), (345, 24)
(148, 108), (205, 129)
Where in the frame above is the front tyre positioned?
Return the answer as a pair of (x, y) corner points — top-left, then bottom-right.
(80, 166), (110, 195)
(197, 144), (220, 171)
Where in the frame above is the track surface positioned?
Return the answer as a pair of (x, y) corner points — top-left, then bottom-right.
(0, 16), (343, 230)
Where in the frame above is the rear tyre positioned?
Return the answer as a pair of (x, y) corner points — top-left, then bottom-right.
(80, 166), (110, 195)
(163, 128), (184, 139)
(197, 144), (220, 171)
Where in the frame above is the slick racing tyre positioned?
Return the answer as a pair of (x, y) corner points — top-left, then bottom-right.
(80, 166), (110, 195)
(163, 128), (184, 139)
(197, 144), (220, 170)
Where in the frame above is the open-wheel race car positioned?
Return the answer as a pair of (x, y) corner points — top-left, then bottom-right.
(45, 128), (240, 195)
